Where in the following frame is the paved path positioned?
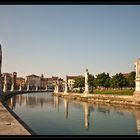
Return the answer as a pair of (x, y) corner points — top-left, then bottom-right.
(0, 102), (31, 135)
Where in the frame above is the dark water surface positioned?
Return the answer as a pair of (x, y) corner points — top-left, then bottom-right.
(6, 92), (140, 135)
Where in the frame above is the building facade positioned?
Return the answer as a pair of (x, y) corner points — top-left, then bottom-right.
(26, 74), (41, 90)
(67, 76), (78, 91)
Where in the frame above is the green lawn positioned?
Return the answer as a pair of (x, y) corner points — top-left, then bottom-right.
(93, 89), (134, 96)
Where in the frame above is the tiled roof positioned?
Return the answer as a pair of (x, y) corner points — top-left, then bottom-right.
(26, 74), (40, 78)
(67, 76), (78, 79)
(122, 73), (129, 77)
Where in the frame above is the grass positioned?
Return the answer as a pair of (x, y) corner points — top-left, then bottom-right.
(93, 89), (134, 96)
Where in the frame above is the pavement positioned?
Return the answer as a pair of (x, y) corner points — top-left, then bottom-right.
(0, 102), (31, 135)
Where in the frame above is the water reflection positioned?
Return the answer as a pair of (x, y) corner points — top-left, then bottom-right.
(54, 96), (59, 112)
(63, 98), (69, 119)
(83, 102), (89, 130)
(6, 93), (140, 135)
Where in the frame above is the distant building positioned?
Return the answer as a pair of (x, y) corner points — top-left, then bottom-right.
(122, 73), (129, 78)
(2, 73), (12, 90)
(16, 77), (26, 89)
(26, 74), (41, 90)
(40, 74), (47, 89)
(67, 76), (78, 91)
(2, 72), (17, 90)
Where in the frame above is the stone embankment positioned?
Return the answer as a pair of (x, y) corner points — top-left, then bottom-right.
(0, 101), (31, 135)
(0, 90), (45, 135)
(53, 92), (140, 106)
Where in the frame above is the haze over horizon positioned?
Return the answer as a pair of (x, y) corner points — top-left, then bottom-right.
(0, 5), (140, 79)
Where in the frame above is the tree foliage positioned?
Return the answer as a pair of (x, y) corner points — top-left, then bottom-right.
(73, 71), (135, 90)
(110, 73), (128, 88)
(73, 76), (85, 88)
(127, 71), (135, 88)
(94, 72), (111, 88)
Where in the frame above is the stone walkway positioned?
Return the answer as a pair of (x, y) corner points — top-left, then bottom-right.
(0, 102), (31, 135)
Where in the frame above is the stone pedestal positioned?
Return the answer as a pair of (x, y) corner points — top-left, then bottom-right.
(3, 75), (8, 93)
(134, 58), (140, 96)
(84, 69), (89, 96)
(19, 83), (22, 91)
(36, 86), (38, 91)
(27, 84), (30, 91)
(54, 80), (59, 93)
(45, 85), (48, 91)
(10, 84), (14, 92)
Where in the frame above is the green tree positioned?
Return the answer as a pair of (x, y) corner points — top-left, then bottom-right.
(110, 73), (128, 89)
(88, 74), (95, 92)
(73, 76), (85, 92)
(95, 72), (111, 88)
(127, 71), (135, 88)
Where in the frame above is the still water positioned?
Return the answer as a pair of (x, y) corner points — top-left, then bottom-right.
(6, 92), (139, 135)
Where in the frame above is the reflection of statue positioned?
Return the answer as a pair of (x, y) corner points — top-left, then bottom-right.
(84, 69), (89, 96)
(54, 96), (59, 112)
(83, 102), (89, 129)
(19, 95), (22, 106)
(64, 98), (69, 119)
(133, 109), (140, 135)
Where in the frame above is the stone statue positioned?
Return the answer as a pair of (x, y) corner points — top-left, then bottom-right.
(3, 74), (8, 93)
(64, 75), (68, 94)
(84, 69), (89, 96)
(0, 44), (2, 96)
(134, 58), (140, 96)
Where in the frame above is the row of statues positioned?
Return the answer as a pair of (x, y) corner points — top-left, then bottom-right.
(0, 43), (140, 96)
(54, 69), (90, 96)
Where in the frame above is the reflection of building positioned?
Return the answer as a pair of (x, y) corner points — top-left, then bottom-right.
(9, 96), (16, 110)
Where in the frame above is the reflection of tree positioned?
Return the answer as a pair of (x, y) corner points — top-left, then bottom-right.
(116, 111), (124, 116)
(97, 108), (110, 116)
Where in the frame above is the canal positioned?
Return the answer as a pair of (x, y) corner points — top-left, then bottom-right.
(6, 92), (139, 135)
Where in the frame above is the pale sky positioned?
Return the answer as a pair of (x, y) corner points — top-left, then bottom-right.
(0, 5), (140, 78)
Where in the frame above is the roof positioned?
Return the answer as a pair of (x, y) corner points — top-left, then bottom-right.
(122, 73), (129, 77)
(52, 76), (58, 80)
(16, 77), (25, 80)
(2, 73), (12, 77)
(26, 74), (40, 78)
(46, 78), (53, 81)
(67, 76), (78, 80)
